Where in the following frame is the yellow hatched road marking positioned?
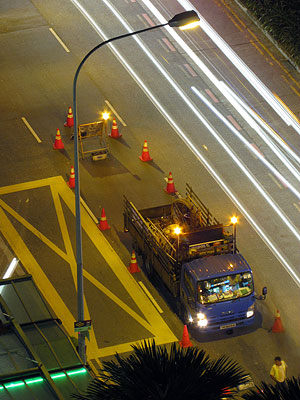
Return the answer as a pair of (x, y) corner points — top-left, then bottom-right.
(0, 176), (177, 358)
(83, 269), (155, 334)
(0, 199), (69, 262)
(0, 206), (74, 333)
(57, 178), (177, 344)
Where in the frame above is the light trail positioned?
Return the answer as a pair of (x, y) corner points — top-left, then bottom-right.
(226, 87), (300, 168)
(140, 1), (300, 186)
(70, 0), (300, 287)
(141, 0), (300, 173)
(217, 82), (300, 183)
(176, 0), (300, 135)
(192, 86), (300, 200)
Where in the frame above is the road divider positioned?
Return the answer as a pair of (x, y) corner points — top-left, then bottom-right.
(21, 117), (42, 143)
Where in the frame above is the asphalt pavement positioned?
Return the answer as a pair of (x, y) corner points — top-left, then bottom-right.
(1, 0), (300, 388)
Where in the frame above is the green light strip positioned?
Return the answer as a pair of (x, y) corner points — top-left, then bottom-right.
(66, 368), (87, 376)
(25, 377), (44, 385)
(5, 381), (25, 389)
(0, 367), (87, 389)
(51, 373), (66, 380)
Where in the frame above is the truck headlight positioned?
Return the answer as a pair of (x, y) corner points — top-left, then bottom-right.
(197, 312), (208, 327)
(246, 305), (254, 318)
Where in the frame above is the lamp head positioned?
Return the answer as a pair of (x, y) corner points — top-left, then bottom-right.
(102, 111), (110, 120)
(174, 226), (181, 235)
(168, 10), (200, 30)
(231, 216), (238, 225)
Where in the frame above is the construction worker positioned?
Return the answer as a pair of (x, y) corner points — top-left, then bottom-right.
(270, 356), (287, 389)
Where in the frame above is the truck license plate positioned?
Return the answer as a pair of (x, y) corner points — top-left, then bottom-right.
(220, 323), (236, 330)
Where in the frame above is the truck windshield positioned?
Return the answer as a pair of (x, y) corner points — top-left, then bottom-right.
(197, 272), (253, 304)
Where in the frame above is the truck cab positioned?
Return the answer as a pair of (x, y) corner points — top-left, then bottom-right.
(180, 253), (256, 331)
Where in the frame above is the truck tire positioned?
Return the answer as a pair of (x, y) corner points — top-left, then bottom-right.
(143, 257), (153, 278)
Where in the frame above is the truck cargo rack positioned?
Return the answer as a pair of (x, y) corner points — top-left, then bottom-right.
(186, 183), (219, 226)
(124, 197), (177, 268)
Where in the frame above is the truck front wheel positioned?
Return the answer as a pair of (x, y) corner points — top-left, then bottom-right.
(143, 257), (153, 278)
(178, 301), (189, 325)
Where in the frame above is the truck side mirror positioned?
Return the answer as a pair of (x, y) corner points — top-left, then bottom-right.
(255, 286), (267, 300)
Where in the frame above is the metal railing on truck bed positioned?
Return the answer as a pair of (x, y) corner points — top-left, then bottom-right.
(186, 183), (219, 226)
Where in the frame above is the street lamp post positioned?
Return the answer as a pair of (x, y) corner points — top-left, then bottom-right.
(174, 226), (182, 265)
(72, 10), (200, 363)
(230, 216), (238, 254)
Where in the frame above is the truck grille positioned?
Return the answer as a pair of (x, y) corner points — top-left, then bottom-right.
(208, 311), (247, 328)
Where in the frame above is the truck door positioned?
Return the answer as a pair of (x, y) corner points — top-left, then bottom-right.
(181, 268), (196, 315)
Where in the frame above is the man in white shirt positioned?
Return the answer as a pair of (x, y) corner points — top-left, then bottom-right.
(270, 356), (287, 389)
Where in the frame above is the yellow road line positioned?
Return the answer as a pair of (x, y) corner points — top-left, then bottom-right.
(95, 335), (177, 359)
(138, 281), (163, 314)
(0, 177), (59, 195)
(83, 269), (155, 334)
(220, 0), (300, 93)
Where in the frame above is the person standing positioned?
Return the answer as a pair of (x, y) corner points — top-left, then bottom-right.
(270, 356), (287, 389)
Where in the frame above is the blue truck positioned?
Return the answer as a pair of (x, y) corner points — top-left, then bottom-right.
(124, 184), (266, 331)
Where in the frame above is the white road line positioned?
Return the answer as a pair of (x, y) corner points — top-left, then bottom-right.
(49, 28), (70, 53)
(80, 197), (99, 224)
(21, 117), (42, 143)
(138, 281), (163, 313)
(105, 100), (127, 126)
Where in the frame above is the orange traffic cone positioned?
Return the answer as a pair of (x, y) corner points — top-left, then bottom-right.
(53, 128), (64, 150)
(139, 140), (152, 162)
(128, 250), (141, 273)
(179, 325), (193, 348)
(68, 166), (75, 188)
(64, 106), (74, 128)
(109, 118), (121, 138)
(272, 309), (284, 333)
(164, 172), (176, 194)
(98, 208), (110, 231)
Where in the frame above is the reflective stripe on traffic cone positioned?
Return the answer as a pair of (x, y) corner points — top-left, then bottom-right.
(179, 325), (193, 348)
(272, 309), (284, 333)
(53, 128), (64, 150)
(98, 207), (110, 231)
(128, 250), (141, 273)
(164, 172), (176, 194)
(68, 166), (75, 188)
(109, 118), (121, 138)
(139, 140), (152, 162)
(64, 107), (74, 128)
